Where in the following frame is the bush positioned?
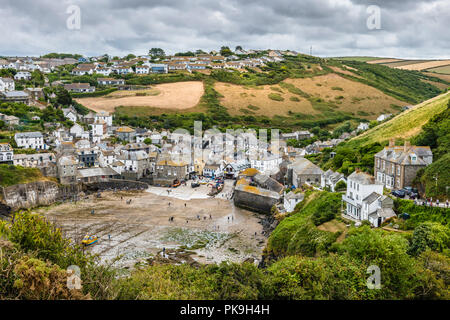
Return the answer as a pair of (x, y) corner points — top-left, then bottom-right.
(268, 93), (284, 101)
(334, 180), (347, 191)
(408, 222), (450, 256)
(71, 87), (117, 98)
(267, 192), (342, 257)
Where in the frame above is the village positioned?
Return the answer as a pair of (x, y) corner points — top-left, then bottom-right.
(0, 48), (291, 101)
(0, 49), (447, 269)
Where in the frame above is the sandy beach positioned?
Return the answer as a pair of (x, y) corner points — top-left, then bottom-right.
(35, 182), (266, 269)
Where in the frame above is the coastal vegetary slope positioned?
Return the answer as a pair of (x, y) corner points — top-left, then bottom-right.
(347, 91), (450, 148)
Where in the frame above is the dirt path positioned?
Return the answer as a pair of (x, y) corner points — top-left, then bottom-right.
(35, 185), (266, 269)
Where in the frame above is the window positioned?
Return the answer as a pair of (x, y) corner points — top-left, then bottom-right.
(397, 166), (400, 176)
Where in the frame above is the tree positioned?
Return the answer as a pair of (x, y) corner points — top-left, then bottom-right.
(334, 180), (347, 191)
(148, 48), (165, 58)
(235, 45), (243, 52)
(55, 87), (72, 107)
(175, 51), (195, 57)
(31, 70), (45, 87)
(409, 222), (450, 256)
(220, 46), (233, 57)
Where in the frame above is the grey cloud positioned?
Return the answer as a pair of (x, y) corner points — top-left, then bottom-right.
(0, 0), (448, 58)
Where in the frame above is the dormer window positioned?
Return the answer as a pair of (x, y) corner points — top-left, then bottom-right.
(411, 154), (417, 161)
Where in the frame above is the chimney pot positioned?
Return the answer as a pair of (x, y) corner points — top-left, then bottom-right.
(404, 140), (410, 152)
(389, 138), (395, 147)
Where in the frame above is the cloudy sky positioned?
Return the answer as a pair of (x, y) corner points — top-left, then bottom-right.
(1, 0), (449, 58)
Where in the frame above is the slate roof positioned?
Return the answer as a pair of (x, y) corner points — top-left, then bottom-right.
(363, 192), (382, 204)
(15, 131), (43, 139)
(348, 171), (378, 185)
(375, 145), (432, 166)
(289, 157), (324, 175)
(77, 167), (119, 178)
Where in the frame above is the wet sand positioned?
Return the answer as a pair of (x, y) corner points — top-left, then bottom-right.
(35, 182), (266, 269)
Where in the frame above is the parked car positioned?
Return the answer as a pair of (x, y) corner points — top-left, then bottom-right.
(409, 191), (419, 199)
(403, 186), (418, 195)
(191, 182), (200, 188)
(391, 189), (406, 198)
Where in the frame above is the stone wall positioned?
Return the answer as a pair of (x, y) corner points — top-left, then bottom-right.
(0, 179), (148, 212)
(234, 189), (280, 214)
(83, 179), (148, 192)
(0, 181), (82, 211)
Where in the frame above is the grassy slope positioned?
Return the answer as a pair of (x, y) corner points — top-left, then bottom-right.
(0, 164), (52, 188)
(346, 91), (450, 148)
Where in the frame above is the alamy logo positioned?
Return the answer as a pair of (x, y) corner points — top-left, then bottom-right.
(366, 5), (381, 30)
(66, 5), (81, 30)
(67, 265), (82, 290)
(366, 265), (381, 289)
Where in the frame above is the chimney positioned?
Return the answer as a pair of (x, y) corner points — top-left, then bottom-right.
(404, 140), (410, 152)
(389, 138), (395, 148)
(355, 167), (360, 173)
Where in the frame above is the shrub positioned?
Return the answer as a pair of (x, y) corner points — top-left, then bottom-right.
(334, 180), (347, 191)
(268, 93), (284, 101)
(408, 222), (450, 256)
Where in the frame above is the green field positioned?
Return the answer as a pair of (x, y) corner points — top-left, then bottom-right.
(331, 56), (384, 62)
(426, 65), (450, 75)
(380, 60), (429, 67)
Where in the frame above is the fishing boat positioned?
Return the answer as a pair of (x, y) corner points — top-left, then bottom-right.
(81, 235), (98, 246)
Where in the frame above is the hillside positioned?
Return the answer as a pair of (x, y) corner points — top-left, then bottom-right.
(308, 92), (449, 198)
(347, 91), (450, 148)
(0, 164), (52, 188)
(215, 73), (408, 119)
(71, 54), (449, 132)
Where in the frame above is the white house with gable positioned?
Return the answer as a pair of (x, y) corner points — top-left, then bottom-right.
(342, 170), (395, 227)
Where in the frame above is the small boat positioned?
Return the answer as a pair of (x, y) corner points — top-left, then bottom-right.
(82, 235), (98, 246)
(172, 181), (181, 188)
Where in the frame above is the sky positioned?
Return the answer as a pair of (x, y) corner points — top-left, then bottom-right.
(0, 0), (449, 59)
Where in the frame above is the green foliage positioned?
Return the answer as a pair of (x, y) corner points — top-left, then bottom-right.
(264, 254), (370, 299)
(0, 211), (117, 300)
(268, 93), (284, 101)
(267, 192), (342, 257)
(0, 211), (89, 269)
(324, 142), (384, 175)
(409, 222), (450, 256)
(220, 46), (233, 57)
(338, 61), (444, 103)
(71, 87), (118, 98)
(394, 198), (450, 229)
(54, 86), (73, 107)
(411, 101), (450, 161)
(334, 180), (347, 191)
(149, 48), (165, 58)
(335, 226), (420, 298)
(419, 153), (450, 199)
(0, 165), (46, 187)
(41, 53), (82, 60)
(116, 262), (264, 300)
